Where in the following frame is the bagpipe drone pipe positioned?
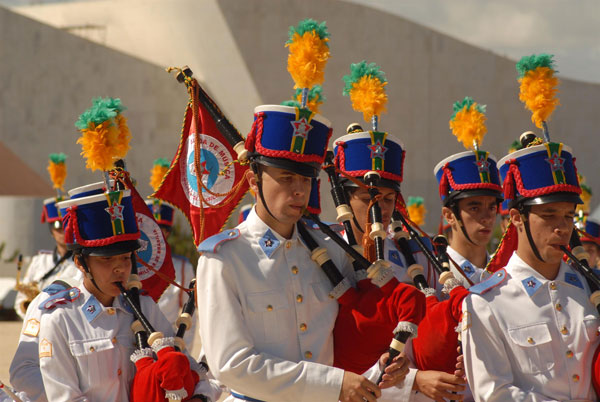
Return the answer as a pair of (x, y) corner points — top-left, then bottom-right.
(119, 278), (204, 402)
(389, 208), (471, 375)
(304, 168), (426, 374)
(109, 171), (205, 401)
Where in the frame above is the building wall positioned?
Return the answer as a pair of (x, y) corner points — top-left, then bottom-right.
(9, 0), (600, 231)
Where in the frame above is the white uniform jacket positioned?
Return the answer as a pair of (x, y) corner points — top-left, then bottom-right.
(14, 249), (80, 319)
(196, 208), (356, 402)
(446, 246), (487, 289)
(38, 283), (220, 402)
(462, 252), (600, 401)
(10, 279), (79, 402)
(158, 255), (196, 350)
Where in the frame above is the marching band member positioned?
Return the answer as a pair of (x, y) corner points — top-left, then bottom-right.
(462, 54), (600, 401)
(14, 154), (81, 320)
(36, 185), (219, 401)
(581, 218), (600, 269)
(147, 158), (197, 350)
(10, 154), (82, 402)
(434, 97), (503, 288)
(462, 136), (599, 400)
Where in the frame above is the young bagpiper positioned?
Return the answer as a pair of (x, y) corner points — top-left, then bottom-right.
(196, 20), (408, 402)
(10, 153), (82, 402)
(434, 97), (503, 287)
(14, 153), (81, 319)
(462, 54), (600, 400)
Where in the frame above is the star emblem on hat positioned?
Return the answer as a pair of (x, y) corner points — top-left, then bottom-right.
(369, 140), (388, 160)
(545, 152), (565, 173)
(105, 201), (124, 222)
(474, 158), (490, 174)
(290, 117), (313, 140)
(152, 203), (161, 215)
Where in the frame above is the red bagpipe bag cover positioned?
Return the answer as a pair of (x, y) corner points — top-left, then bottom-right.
(333, 280), (426, 374)
(410, 286), (470, 373)
(130, 344), (200, 402)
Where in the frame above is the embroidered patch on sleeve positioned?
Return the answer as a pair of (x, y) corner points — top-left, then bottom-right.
(39, 338), (52, 358)
(23, 318), (40, 337)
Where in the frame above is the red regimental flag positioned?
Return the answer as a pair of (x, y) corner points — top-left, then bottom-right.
(119, 173), (175, 302)
(153, 95), (249, 246)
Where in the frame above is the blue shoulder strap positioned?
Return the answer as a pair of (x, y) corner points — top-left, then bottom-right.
(469, 268), (508, 295)
(39, 287), (81, 310)
(197, 229), (240, 253)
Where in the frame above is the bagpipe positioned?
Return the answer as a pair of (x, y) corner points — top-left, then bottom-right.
(561, 231), (600, 395)
(119, 275), (205, 402)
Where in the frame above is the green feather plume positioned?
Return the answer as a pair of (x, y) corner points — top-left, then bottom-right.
(49, 153), (67, 164)
(287, 19), (330, 45)
(516, 53), (556, 78)
(342, 61), (387, 96)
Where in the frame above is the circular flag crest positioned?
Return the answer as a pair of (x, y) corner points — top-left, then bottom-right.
(135, 212), (167, 280)
(180, 133), (235, 207)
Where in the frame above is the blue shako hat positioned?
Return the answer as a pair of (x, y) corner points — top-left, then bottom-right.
(145, 199), (175, 227)
(581, 218), (600, 245)
(41, 197), (66, 225)
(434, 150), (503, 206)
(244, 105), (332, 178)
(334, 130), (405, 191)
(57, 188), (140, 256)
(498, 142), (582, 209)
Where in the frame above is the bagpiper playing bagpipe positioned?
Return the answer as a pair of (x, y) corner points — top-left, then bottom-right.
(460, 53), (600, 401)
(36, 97), (220, 402)
(404, 95), (504, 400)
(183, 18), (428, 402)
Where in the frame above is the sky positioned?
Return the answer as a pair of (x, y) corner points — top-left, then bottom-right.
(2, 0), (599, 83)
(347, 0), (600, 83)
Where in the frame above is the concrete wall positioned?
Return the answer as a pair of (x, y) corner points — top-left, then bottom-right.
(9, 0), (600, 230)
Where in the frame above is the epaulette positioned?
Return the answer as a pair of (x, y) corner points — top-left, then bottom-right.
(41, 280), (71, 296)
(469, 268), (508, 295)
(39, 287), (81, 310)
(197, 229), (240, 253)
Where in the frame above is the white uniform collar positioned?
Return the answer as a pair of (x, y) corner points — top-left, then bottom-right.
(506, 252), (583, 297)
(245, 207), (304, 258)
(80, 283), (133, 323)
(446, 245), (489, 270)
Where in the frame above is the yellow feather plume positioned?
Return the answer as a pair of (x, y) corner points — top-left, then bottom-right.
(150, 164), (169, 192)
(518, 67), (560, 129)
(407, 202), (426, 226)
(47, 161), (67, 191)
(76, 121), (130, 172)
(286, 31), (330, 89)
(349, 75), (388, 122)
(449, 98), (487, 150)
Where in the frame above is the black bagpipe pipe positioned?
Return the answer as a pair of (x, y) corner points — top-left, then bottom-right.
(561, 231), (600, 313)
(174, 279), (197, 352)
(390, 211), (431, 292)
(322, 150), (368, 278)
(566, 234), (600, 395)
(118, 271), (206, 401)
(296, 215), (426, 374)
(389, 211), (471, 377)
